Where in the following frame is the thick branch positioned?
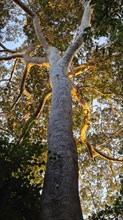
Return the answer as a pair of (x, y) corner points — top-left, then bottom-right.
(27, 56), (50, 68)
(12, 0), (49, 50)
(62, 0), (93, 68)
(33, 16), (49, 51)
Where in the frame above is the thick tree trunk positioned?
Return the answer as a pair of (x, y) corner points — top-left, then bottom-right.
(40, 62), (83, 220)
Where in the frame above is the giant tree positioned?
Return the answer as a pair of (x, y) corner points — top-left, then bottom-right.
(0, 0), (123, 219)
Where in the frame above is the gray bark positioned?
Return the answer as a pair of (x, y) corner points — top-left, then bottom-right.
(40, 53), (83, 219)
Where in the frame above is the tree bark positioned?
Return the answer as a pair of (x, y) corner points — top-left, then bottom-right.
(40, 60), (83, 220)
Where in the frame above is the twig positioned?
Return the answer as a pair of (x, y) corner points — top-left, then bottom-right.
(86, 142), (123, 163)
(0, 127), (11, 134)
(96, 127), (123, 148)
(0, 59), (18, 83)
(11, 65), (31, 110)
(0, 54), (23, 61)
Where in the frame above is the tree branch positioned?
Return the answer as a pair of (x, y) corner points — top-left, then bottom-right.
(0, 54), (23, 61)
(12, 0), (49, 51)
(12, 0), (35, 17)
(0, 59), (18, 83)
(27, 56), (50, 68)
(86, 141), (93, 158)
(62, 0), (93, 68)
(68, 62), (95, 78)
(34, 90), (52, 119)
(82, 86), (122, 117)
(93, 146), (123, 163)
(0, 44), (50, 110)
(82, 86), (113, 98)
(33, 16), (49, 51)
(96, 127), (123, 148)
(23, 44), (49, 66)
(71, 87), (90, 143)
(0, 127), (12, 134)
(18, 90), (52, 144)
(11, 64), (31, 110)
(86, 142), (123, 163)
(0, 43), (17, 53)
(23, 88), (31, 121)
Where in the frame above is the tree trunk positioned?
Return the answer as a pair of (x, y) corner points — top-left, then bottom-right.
(40, 61), (83, 220)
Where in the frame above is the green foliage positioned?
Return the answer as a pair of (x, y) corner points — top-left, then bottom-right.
(0, 135), (47, 220)
(23, 0), (82, 50)
(89, 192), (123, 220)
(91, 0), (122, 38)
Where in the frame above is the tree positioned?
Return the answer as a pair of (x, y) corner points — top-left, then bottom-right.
(0, 0), (123, 219)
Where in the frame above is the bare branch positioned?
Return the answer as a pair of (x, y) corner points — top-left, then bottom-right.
(26, 56), (50, 68)
(68, 62), (95, 78)
(12, 0), (49, 50)
(86, 142), (94, 158)
(18, 90), (52, 144)
(22, 44), (50, 66)
(33, 16), (49, 51)
(86, 142), (123, 163)
(96, 127), (123, 148)
(0, 54), (23, 61)
(93, 146), (123, 163)
(12, 0), (35, 17)
(0, 59), (18, 83)
(34, 90), (52, 118)
(62, 0), (93, 68)
(0, 127), (12, 134)
(0, 43), (17, 54)
(82, 86), (113, 98)
(11, 65), (31, 109)
(23, 88), (31, 121)
(71, 87), (90, 143)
